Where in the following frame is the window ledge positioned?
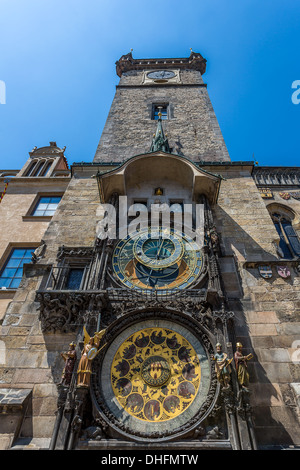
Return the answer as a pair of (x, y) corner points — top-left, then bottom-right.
(0, 288), (17, 296)
(22, 215), (52, 222)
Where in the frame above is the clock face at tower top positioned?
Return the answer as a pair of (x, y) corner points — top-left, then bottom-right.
(147, 70), (176, 80)
(112, 228), (203, 291)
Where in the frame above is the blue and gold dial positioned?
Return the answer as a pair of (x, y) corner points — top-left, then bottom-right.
(134, 229), (184, 269)
(112, 228), (203, 291)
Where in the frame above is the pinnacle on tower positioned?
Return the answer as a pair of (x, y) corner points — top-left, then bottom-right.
(150, 107), (171, 153)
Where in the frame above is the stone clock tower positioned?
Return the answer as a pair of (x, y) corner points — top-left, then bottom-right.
(94, 50), (230, 163)
(48, 51), (241, 449)
(1, 51), (300, 451)
(43, 51), (253, 450)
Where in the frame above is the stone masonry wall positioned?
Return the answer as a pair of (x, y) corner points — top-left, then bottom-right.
(0, 177), (101, 447)
(1, 165), (300, 448)
(0, 179), (69, 321)
(212, 166), (300, 446)
(94, 69), (230, 164)
(41, 177), (100, 263)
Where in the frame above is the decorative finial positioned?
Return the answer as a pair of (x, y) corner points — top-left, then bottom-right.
(154, 187), (163, 196)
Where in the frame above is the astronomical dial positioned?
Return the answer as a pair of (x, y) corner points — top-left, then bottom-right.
(112, 228), (203, 291)
(133, 229), (184, 269)
(95, 319), (212, 438)
(111, 327), (201, 422)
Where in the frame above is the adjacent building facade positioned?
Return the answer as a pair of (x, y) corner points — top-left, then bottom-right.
(0, 51), (299, 450)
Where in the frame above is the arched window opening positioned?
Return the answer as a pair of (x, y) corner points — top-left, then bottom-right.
(34, 160), (46, 176)
(271, 212), (300, 259)
(41, 160), (53, 176)
(25, 160), (38, 176)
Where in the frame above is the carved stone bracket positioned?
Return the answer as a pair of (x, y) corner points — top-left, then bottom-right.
(36, 291), (99, 332)
(36, 287), (235, 336)
(105, 298), (210, 325)
(57, 246), (94, 260)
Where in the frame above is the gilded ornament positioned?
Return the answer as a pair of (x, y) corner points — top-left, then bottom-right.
(259, 188), (273, 199)
(111, 327), (201, 422)
(234, 342), (253, 391)
(77, 327), (106, 388)
(279, 192), (291, 200)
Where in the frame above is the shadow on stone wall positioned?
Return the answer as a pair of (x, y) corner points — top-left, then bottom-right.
(228, 299), (296, 447)
(212, 208), (298, 446)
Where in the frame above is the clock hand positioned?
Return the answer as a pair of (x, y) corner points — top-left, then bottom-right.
(156, 238), (165, 260)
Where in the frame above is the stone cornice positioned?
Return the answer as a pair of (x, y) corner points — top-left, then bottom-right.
(116, 83), (208, 89)
(115, 51), (207, 77)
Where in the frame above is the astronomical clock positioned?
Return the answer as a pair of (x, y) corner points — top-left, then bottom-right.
(91, 318), (214, 440)
(87, 221), (226, 443)
(111, 227), (203, 291)
(40, 173), (241, 448)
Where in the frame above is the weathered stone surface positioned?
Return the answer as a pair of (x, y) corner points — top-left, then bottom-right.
(0, 434), (14, 450)
(94, 69), (230, 164)
(250, 383), (284, 407)
(21, 416), (55, 439)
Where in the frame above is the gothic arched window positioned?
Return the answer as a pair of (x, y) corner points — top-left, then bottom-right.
(271, 212), (300, 259)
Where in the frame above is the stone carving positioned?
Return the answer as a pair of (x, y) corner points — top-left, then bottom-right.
(81, 424), (106, 441)
(69, 387), (89, 445)
(220, 385), (236, 415)
(237, 387), (252, 416)
(206, 425), (223, 440)
(37, 277), (233, 371)
(32, 240), (46, 263)
(36, 292), (89, 332)
(208, 226), (220, 253)
(57, 245), (94, 260)
(192, 424), (206, 439)
(253, 167), (300, 186)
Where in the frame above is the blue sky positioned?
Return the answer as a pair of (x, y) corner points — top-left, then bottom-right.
(0, 0), (299, 169)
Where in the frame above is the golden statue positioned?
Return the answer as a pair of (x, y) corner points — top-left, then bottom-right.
(77, 327), (106, 388)
(234, 342), (253, 390)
